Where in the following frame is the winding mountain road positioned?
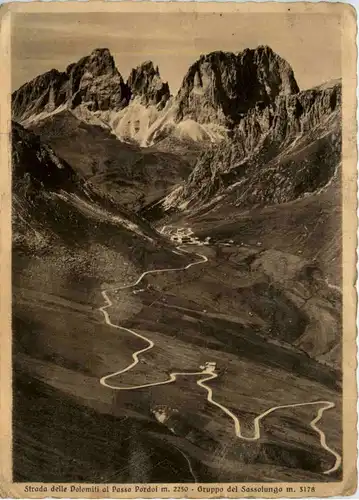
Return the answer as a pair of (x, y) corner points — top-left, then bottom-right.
(98, 238), (341, 476)
(99, 246), (208, 389)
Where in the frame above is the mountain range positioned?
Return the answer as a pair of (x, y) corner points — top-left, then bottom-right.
(12, 45), (341, 217)
(12, 44), (342, 483)
(13, 45), (300, 143)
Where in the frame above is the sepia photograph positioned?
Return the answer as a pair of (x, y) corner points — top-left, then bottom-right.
(0, 2), (357, 497)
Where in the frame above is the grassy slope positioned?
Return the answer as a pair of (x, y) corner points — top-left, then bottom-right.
(13, 242), (341, 482)
(186, 182), (341, 286)
(154, 165), (342, 367)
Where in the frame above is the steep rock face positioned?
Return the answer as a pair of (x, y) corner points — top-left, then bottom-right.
(12, 69), (69, 122)
(268, 80), (341, 146)
(174, 46), (299, 126)
(165, 80), (341, 210)
(67, 48), (131, 112)
(12, 48), (131, 122)
(127, 61), (170, 109)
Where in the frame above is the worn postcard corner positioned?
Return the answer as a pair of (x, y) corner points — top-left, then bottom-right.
(0, 1), (357, 498)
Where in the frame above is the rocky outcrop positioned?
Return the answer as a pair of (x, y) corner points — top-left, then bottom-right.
(12, 48), (131, 122)
(267, 80), (341, 146)
(174, 46), (299, 126)
(12, 69), (69, 122)
(67, 48), (131, 112)
(127, 61), (170, 109)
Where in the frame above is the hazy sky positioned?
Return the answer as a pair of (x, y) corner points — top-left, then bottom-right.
(11, 12), (342, 93)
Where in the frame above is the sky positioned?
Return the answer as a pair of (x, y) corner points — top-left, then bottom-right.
(11, 12), (342, 93)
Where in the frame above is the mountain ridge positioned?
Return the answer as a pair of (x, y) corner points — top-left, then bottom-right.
(12, 45), (341, 220)
(12, 48), (169, 125)
(174, 45), (299, 127)
(12, 45), (301, 146)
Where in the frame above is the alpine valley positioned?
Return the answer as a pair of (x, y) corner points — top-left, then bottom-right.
(12, 45), (342, 483)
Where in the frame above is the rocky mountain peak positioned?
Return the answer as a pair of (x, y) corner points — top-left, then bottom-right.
(12, 48), (131, 122)
(66, 48), (130, 112)
(174, 45), (299, 126)
(66, 48), (118, 80)
(12, 69), (69, 121)
(127, 60), (170, 109)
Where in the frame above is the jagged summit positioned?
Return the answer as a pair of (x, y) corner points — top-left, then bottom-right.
(12, 48), (131, 122)
(12, 49), (173, 125)
(67, 48), (117, 76)
(12, 45), (306, 147)
(127, 61), (170, 109)
(65, 48), (118, 80)
(174, 45), (299, 126)
(66, 47), (130, 112)
(12, 69), (68, 121)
